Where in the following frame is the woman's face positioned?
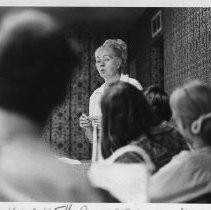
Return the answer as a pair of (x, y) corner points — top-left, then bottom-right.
(95, 47), (121, 79)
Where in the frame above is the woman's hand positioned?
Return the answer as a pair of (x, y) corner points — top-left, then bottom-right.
(79, 114), (102, 143)
(79, 113), (92, 129)
(79, 113), (93, 142)
(89, 115), (102, 129)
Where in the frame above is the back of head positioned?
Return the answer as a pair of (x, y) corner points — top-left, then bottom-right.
(0, 10), (78, 126)
(101, 81), (155, 158)
(170, 80), (211, 146)
(144, 85), (172, 123)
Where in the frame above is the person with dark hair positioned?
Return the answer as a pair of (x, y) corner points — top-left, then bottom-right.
(100, 81), (186, 172)
(144, 85), (172, 122)
(144, 85), (188, 160)
(101, 81), (154, 160)
(0, 9), (105, 202)
(150, 80), (211, 203)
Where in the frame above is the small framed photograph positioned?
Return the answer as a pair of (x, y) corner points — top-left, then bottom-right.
(151, 10), (162, 38)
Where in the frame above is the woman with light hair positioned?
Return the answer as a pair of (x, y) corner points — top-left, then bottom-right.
(79, 39), (142, 142)
(149, 80), (211, 203)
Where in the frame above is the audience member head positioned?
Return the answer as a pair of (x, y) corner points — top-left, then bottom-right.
(170, 80), (211, 148)
(101, 81), (156, 158)
(0, 10), (78, 127)
(144, 85), (172, 123)
(95, 39), (127, 77)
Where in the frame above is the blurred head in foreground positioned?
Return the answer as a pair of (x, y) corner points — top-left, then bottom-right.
(0, 10), (118, 203)
(0, 9), (78, 128)
(170, 80), (211, 149)
(101, 81), (156, 158)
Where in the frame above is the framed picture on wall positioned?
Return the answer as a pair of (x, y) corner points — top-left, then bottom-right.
(151, 10), (162, 38)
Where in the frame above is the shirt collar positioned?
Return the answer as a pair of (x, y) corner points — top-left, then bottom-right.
(95, 74), (128, 94)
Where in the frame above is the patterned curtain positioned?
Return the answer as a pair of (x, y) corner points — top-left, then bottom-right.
(44, 31), (127, 160)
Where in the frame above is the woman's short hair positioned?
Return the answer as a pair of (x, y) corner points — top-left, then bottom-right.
(170, 80), (211, 146)
(101, 81), (156, 158)
(102, 39), (127, 64)
(144, 85), (172, 122)
(0, 10), (78, 126)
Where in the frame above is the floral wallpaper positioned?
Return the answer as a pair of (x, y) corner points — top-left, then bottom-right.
(163, 8), (211, 93)
(151, 46), (164, 88)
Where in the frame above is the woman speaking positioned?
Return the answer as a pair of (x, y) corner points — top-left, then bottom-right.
(79, 39), (142, 142)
